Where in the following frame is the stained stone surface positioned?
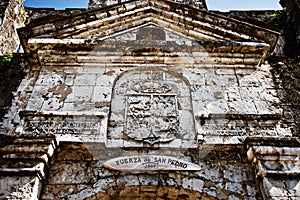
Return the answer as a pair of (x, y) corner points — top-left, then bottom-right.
(17, 20), (285, 146)
(108, 68), (196, 147)
(0, 176), (41, 199)
(1, 0), (299, 199)
(40, 143), (262, 200)
(0, 0), (25, 55)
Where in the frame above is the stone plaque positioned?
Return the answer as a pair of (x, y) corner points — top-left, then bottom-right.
(104, 155), (201, 171)
(21, 111), (107, 142)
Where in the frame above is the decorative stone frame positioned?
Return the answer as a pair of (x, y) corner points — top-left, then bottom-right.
(107, 68), (197, 148)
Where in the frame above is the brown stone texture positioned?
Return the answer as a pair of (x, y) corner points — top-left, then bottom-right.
(25, 8), (86, 26)
(40, 143), (262, 200)
(0, 176), (41, 199)
(0, 134), (57, 199)
(0, 0), (25, 55)
(1, 0), (300, 199)
(0, 54), (25, 126)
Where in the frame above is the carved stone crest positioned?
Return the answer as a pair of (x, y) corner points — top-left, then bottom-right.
(108, 69), (197, 148)
(125, 80), (179, 145)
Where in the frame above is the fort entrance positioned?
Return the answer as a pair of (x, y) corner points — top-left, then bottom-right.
(1, 0), (298, 199)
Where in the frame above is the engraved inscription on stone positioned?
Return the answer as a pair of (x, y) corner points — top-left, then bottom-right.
(104, 155), (201, 171)
(22, 112), (107, 142)
(125, 80), (179, 145)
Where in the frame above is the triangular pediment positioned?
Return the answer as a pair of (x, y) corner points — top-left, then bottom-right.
(19, 0), (279, 55)
(107, 23), (202, 44)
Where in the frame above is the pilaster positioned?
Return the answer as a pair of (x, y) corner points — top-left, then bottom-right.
(246, 137), (300, 199)
(0, 133), (58, 199)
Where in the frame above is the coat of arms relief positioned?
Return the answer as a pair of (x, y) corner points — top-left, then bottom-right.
(109, 69), (196, 148)
(125, 80), (179, 145)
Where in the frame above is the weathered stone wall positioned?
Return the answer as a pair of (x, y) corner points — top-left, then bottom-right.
(212, 10), (282, 32)
(20, 22), (284, 145)
(0, 0), (25, 55)
(40, 144), (262, 199)
(212, 10), (286, 56)
(246, 137), (300, 199)
(268, 0), (300, 137)
(1, 0), (300, 199)
(25, 8), (86, 25)
(0, 176), (41, 199)
(0, 134), (57, 199)
(0, 54), (25, 127)
(270, 57), (300, 137)
(15, 2), (283, 198)
(214, 2), (300, 139)
(0, 1), (9, 20)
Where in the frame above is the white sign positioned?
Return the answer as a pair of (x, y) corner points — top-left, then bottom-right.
(104, 155), (201, 171)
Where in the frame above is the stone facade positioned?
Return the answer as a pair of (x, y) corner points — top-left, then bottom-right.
(1, 0), (300, 199)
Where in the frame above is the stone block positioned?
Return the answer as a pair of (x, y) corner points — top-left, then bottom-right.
(74, 74), (97, 86)
(123, 140), (143, 148)
(159, 139), (181, 148)
(191, 87), (213, 103)
(228, 100), (257, 114)
(228, 194), (240, 200)
(196, 163), (223, 182)
(223, 164), (248, 182)
(96, 74), (116, 87)
(240, 87), (261, 101)
(108, 124), (124, 137)
(181, 140), (198, 148)
(41, 97), (63, 111)
(157, 186), (178, 199)
(247, 185), (261, 196)
(93, 86), (112, 103)
(105, 139), (123, 147)
(226, 86), (242, 101)
(205, 100), (229, 114)
(254, 101), (276, 115)
(59, 102), (75, 111)
(124, 2), (137, 11)
(225, 182), (243, 193)
(35, 72), (65, 87)
(48, 161), (91, 184)
(192, 100), (206, 116)
(26, 96), (44, 111)
(138, 175), (158, 187)
(118, 186), (140, 199)
(93, 177), (116, 193)
(66, 86), (93, 102)
(204, 136), (225, 144)
(182, 177), (204, 192)
(117, 175), (140, 187)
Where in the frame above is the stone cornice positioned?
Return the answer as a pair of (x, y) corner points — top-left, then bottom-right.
(18, 0), (280, 54)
